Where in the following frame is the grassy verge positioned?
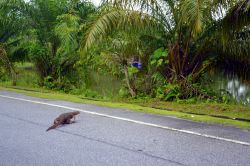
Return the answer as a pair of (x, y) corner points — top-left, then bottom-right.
(139, 100), (250, 121)
(0, 85), (250, 130)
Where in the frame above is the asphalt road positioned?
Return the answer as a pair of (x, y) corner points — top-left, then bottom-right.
(0, 90), (250, 166)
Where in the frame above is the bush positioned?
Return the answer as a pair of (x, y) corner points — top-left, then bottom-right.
(43, 76), (56, 89)
(154, 83), (180, 101)
(0, 71), (9, 82)
(119, 87), (129, 98)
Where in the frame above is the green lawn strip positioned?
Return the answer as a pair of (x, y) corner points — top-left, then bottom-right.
(1, 86), (250, 130)
(140, 100), (250, 121)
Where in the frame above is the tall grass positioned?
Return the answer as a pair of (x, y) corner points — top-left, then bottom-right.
(0, 62), (39, 87)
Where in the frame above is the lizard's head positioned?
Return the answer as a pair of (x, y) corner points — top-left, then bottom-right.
(73, 111), (80, 115)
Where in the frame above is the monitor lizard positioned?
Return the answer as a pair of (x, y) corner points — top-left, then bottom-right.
(46, 111), (80, 131)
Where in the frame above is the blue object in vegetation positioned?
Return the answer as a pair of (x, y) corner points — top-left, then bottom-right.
(132, 61), (142, 69)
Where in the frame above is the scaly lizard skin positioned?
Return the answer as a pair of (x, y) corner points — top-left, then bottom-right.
(46, 111), (80, 131)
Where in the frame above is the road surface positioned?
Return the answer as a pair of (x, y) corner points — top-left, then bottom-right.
(0, 90), (250, 166)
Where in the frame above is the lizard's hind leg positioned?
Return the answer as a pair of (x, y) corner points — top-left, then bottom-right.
(54, 118), (60, 124)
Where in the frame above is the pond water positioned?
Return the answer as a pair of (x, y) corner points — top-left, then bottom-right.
(207, 69), (250, 105)
(88, 72), (121, 98)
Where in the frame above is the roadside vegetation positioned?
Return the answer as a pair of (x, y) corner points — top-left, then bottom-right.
(1, 0), (250, 129)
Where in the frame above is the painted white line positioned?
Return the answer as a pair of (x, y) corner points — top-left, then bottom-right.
(1, 94), (250, 146)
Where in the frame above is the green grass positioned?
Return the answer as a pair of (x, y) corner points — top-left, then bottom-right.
(1, 62), (39, 88)
(139, 100), (250, 120)
(1, 85), (250, 130)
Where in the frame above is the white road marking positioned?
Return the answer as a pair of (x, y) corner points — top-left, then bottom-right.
(1, 94), (250, 146)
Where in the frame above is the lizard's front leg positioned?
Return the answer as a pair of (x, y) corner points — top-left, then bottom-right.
(65, 118), (72, 124)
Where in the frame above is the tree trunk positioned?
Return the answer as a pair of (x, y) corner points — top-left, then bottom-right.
(7, 57), (17, 86)
(11, 69), (17, 86)
(0, 46), (17, 86)
(123, 65), (136, 97)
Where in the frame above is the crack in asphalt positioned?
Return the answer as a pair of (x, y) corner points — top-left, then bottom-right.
(0, 112), (186, 166)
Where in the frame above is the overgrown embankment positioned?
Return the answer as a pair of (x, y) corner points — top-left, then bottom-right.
(1, 85), (250, 130)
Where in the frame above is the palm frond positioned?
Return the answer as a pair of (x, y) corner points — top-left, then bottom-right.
(180, 0), (212, 36)
(55, 13), (80, 53)
(0, 44), (15, 74)
(223, 0), (250, 32)
(82, 6), (157, 52)
(102, 0), (159, 11)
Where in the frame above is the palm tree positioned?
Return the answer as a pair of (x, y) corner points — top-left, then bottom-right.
(100, 30), (147, 97)
(82, 0), (250, 97)
(0, 0), (28, 85)
(25, 0), (96, 84)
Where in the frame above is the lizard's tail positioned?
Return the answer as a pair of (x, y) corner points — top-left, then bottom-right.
(46, 124), (59, 131)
